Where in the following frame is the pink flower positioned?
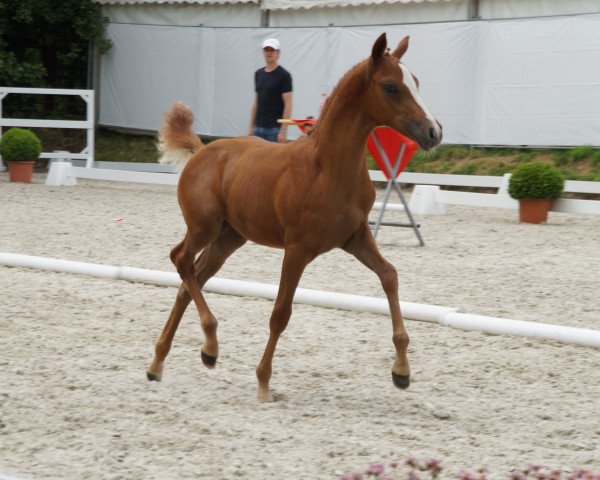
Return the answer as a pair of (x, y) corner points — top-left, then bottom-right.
(407, 471), (421, 480)
(426, 459), (443, 477)
(339, 473), (363, 480)
(549, 469), (563, 480)
(572, 471), (600, 480)
(366, 463), (385, 475)
(509, 471), (528, 480)
(459, 469), (479, 480)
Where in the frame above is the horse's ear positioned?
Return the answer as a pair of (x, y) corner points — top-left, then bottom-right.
(371, 33), (387, 62)
(391, 36), (409, 60)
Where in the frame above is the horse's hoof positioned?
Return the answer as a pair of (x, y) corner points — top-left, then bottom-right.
(392, 371), (410, 389)
(147, 371), (162, 382)
(257, 391), (274, 403)
(201, 351), (217, 368)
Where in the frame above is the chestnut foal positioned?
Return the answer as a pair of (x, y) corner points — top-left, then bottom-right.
(147, 33), (442, 402)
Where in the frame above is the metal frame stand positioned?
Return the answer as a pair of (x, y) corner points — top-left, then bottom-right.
(369, 131), (424, 246)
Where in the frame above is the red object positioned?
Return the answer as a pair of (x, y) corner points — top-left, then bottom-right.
(367, 127), (418, 179)
(291, 118), (317, 134)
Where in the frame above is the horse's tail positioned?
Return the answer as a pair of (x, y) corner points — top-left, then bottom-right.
(157, 102), (204, 170)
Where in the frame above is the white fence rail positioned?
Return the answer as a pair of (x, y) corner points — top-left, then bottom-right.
(0, 87), (95, 171)
(394, 171), (600, 215)
(71, 166), (178, 185)
(384, 170), (600, 215)
(370, 170), (600, 215)
(371, 170), (600, 195)
(44, 161), (600, 216)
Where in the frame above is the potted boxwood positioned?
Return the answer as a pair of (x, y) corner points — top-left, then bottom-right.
(0, 127), (42, 183)
(508, 162), (565, 224)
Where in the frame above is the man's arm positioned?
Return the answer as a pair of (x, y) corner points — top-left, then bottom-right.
(277, 91), (293, 142)
(248, 94), (258, 136)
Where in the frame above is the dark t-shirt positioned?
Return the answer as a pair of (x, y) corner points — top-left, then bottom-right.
(254, 65), (293, 128)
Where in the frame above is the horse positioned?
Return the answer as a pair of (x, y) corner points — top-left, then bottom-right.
(146, 33), (442, 402)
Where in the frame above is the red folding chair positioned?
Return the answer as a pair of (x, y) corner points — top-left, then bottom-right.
(367, 126), (424, 246)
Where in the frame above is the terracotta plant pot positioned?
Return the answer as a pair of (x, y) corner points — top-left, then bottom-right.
(7, 161), (35, 183)
(519, 198), (551, 224)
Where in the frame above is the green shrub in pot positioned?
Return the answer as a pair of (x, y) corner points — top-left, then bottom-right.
(508, 162), (565, 200)
(0, 127), (42, 162)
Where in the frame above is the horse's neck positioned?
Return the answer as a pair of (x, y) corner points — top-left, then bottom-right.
(313, 99), (374, 184)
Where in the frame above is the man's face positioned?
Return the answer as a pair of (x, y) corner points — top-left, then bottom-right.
(263, 47), (280, 64)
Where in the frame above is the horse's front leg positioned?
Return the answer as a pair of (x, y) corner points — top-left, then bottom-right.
(255, 245), (313, 402)
(343, 222), (410, 389)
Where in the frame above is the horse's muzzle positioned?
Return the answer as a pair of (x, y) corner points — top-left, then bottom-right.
(408, 119), (442, 151)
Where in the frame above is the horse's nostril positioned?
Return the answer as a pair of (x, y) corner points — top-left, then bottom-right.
(429, 127), (436, 140)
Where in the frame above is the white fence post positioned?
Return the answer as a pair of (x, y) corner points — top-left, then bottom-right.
(82, 90), (95, 168)
(0, 90), (6, 172)
(0, 87), (95, 170)
(498, 173), (511, 196)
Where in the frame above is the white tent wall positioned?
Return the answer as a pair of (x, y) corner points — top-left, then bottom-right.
(100, 3), (262, 27)
(94, 0), (600, 28)
(98, 25), (354, 136)
(96, 0), (471, 27)
(266, 0), (470, 27)
(99, 24), (207, 133)
(477, 0), (600, 20)
(262, 0), (600, 25)
(96, 0), (600, 27)
(97, 13), (600, 146)
(476, 14), (600, 146)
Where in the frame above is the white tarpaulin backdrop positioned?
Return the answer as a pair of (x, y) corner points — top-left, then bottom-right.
(97, 1), (600, 27)
(98, 13), (600, 146)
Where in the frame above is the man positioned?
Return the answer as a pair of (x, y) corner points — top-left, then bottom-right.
(247, 38), (293, 143)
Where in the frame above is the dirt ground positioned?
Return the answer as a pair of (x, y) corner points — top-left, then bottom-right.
(1, 174), (599, 479)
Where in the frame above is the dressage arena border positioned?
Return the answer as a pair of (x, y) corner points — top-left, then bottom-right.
(2, 251), (600, 350)
(44, 161), (600, 215)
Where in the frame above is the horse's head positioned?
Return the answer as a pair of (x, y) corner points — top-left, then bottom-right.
(367, 33), (442, 151)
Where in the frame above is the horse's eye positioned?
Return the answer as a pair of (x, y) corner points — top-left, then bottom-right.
(383, 83), (397, 93)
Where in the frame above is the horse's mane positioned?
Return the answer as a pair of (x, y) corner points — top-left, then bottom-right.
(312, 58), (370, 141)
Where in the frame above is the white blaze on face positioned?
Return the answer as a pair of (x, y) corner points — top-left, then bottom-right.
(399, 63), (441, 136)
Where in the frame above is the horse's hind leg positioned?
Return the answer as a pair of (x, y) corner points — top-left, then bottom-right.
(147, 282), (191, 381)
(343, 222), (410, 389)
(147, 224), (246, 381)
(193, 224), (247, 368)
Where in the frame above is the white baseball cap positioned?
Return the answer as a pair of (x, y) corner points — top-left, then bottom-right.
(261, 38), (280, 50)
